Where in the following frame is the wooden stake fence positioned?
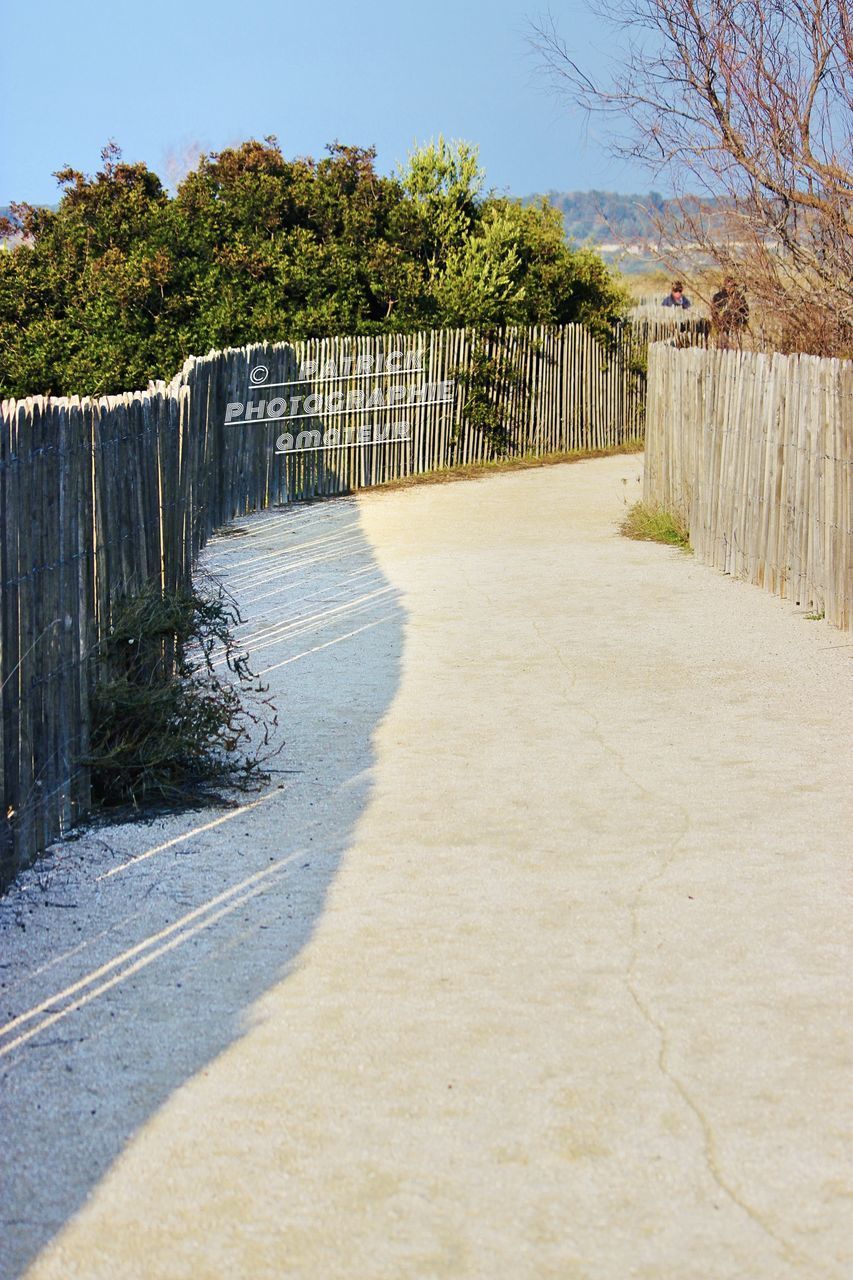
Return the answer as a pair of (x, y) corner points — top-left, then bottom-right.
(0, 318), (704, 885)
(645, 343), (852, 631)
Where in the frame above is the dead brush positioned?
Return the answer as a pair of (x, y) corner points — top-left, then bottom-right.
(85, 579), (278, 811)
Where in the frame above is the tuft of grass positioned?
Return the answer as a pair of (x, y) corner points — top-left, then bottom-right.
(369, 442), (644, 495)
(620, 501), (691, 549)
(805, 609), (826, 621)
(85, 579), (278, 812)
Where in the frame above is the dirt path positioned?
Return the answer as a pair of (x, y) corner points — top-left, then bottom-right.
(2, 456), (851, 1280)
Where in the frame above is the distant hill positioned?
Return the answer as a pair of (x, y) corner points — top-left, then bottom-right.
(522, 190), (669, 245)
(520, 190), (729, 275)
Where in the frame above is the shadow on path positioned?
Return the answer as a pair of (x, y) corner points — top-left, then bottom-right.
(0, 496), (404, 1279)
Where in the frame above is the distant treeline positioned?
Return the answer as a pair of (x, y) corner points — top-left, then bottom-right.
(524, 190), (729, 246)
(0, 139), (629, 399)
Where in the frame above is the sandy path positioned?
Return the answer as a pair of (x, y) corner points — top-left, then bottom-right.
(3, 455), (851, 1279)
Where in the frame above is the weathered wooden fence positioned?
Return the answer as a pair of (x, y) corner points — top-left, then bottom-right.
(1, 319), (681, 885)
(645, 344), (852, 630)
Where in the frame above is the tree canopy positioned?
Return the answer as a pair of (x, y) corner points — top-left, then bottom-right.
(0, 138), (629, 398)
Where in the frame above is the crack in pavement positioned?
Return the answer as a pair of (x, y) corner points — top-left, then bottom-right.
(528, 615), (811, 1274)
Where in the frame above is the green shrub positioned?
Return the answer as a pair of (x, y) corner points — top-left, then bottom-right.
(0, 138), (630, 398)
(620, 501), (691, 549)
(86, 579), (277, 810)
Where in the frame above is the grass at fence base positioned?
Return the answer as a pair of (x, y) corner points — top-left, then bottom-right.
(620, 501), (691, 550)
(372, 441), (644, 493)
(86, 581), (278, 813)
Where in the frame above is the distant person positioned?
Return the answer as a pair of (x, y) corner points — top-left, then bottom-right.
(711, 277), (749, 340)
(662, 281), (691, 308)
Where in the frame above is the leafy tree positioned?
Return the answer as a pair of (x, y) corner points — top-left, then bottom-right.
(0, 137), (630, 398)
(0, 144), (175, 394)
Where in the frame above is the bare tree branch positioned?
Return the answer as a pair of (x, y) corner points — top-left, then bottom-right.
(531, 0), (853, 352)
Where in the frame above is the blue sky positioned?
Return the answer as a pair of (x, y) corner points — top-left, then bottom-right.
(0, 0), (655, 206)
